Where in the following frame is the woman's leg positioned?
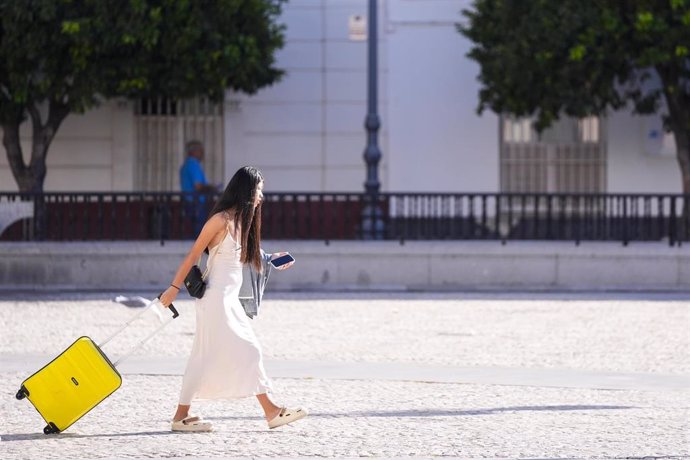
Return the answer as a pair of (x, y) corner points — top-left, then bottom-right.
(173, 404), (191, 422)
(256, 393), (281, 421)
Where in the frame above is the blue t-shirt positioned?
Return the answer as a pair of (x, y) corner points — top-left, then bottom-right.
(180, 157), (207, 193)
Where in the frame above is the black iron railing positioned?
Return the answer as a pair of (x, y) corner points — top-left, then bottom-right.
(1, 192), (688, 245)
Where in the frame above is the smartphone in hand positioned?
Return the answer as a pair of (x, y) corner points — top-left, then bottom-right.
(270, 253), (295, 268)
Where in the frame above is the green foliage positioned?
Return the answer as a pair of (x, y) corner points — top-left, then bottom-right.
(0, 0), (286, 124)
(459, 0), (690, 132)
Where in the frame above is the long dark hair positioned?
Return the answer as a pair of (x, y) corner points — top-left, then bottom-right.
(208, 166), (264, 271)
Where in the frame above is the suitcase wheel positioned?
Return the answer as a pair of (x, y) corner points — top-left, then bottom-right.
(43, 423), (59, 435)
(15, 387), (28, 400)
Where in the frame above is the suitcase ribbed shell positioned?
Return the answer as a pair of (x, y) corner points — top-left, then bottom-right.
(21, 337), (122, 433)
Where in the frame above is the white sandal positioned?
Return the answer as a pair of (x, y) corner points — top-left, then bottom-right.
(171, 415), (213, 432)
(267, 407), (308, 429)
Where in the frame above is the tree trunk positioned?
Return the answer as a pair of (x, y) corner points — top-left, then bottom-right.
(668, 94), (690, 194)
(675, 129), (690, 195)
(1, 121), (34, 192)
(661, 77), (690, 245)
(1, 101), (70, 193)
(656, 65), (690, 194)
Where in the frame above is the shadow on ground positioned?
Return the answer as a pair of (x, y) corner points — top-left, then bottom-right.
(0, 429), (265, 441)
(206, 404), (635, 421)
(0, 405), (635, 442)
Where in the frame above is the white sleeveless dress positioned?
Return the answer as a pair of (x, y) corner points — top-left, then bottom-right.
(178, 228), (273, 405)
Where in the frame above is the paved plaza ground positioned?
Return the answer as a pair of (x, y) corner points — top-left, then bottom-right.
(0, 291), (688, 459)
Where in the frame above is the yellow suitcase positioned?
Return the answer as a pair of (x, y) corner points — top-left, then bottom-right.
(16, 300), (178, 434)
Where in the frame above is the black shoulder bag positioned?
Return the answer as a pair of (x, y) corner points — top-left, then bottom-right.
(184, 265), (206, 298)
(184, 226), (229, 299)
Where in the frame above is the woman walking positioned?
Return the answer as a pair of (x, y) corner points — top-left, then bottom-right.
(160, 166), (307, 432)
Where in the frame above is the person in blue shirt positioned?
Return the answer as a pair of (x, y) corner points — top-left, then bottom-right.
(180, 140), (218, 237)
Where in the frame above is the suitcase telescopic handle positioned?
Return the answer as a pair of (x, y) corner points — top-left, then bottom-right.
(105, 296), (181, 367)
(99, 295), (179, 351)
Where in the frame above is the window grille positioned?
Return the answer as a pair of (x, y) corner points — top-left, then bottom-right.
(134, 98), (224, 191)
(500, 115), (606, 194)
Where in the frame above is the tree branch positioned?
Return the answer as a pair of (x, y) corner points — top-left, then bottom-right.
(27, 103), (44, 153)
(35, 98), (71, 164)
(46, 99), (70, 136)
(665, 60), (689, 131)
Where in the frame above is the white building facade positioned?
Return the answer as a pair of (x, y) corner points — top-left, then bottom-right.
(0, 0), (681, 195)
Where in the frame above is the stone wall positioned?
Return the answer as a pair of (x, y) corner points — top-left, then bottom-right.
(1, 241), (688, 291)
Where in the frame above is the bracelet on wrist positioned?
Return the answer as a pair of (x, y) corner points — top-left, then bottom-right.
(170, 284), (180, 291)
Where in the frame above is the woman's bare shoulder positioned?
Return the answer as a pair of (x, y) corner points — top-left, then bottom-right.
(210, 209), (236, 228)
(206, 211), (229, 229)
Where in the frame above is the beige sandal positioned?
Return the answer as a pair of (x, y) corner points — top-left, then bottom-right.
(267, 407), (308, 429)
(171, 415), (213, 432)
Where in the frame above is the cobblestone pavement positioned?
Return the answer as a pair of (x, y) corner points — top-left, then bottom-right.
(1, 292), (689, 459)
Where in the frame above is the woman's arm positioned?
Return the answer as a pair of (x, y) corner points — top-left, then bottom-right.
(159, 213), (225, 307)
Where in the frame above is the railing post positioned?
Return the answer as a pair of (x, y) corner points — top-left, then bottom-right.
(495, 194), (503, 243)
(68, 194), (76, 241)
(556, 195), (568, 240)
(467, 195), (473, 239)
(159, 196), (165, 246)
(657, 195), (662, 244)
(322, 194), (329, 245)
(669, 196), (677, 247)
(82, 194), (89, 240)
(546, 195), (553, 239)
(32, 193), (44, 241)
(678, 195), (690, 246)
(571, 195), (576, 241)
(520, 194), (527, 240)
(481, 195), (488, 239)
(111, 193), (118, 240)
(361, 191), (384, 240)
(401, 195), (408, 244)
(97, 194), (104, 239)
(622, 195), (629, 246)
(293, 194), (299, 239)
(505, 194), (513, 244)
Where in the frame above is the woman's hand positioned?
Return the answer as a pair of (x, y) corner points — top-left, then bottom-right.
(159, 285), (180, 307)
(270, 252), (295, 271)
